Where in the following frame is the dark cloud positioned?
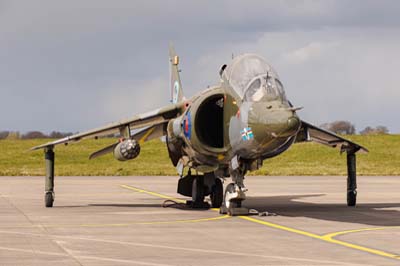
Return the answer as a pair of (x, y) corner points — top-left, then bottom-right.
(1, 0), (399, 133)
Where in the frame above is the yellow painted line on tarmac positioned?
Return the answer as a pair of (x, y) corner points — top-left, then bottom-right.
(120, 184), (229, 225)
(320, 234), (400, 260)
(320, 226), (400, 260)
(240, 216), (400, 260)
(121, 184), (400, 260)
(120, 184), (185, 203)
(74, 215), (230, 227)
(240, 216), (322, 239)
(0, 216), (229, 229)
(322, 226), (400, 239)
(121, 184), (220, 213)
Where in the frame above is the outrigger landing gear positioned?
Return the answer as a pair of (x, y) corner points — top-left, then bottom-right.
(346, 150), (357, 207)
(44, 146), (55, 208)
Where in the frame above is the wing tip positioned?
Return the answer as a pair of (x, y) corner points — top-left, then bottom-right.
(30, 136), (71, 151)
(30, 144), (52, 151)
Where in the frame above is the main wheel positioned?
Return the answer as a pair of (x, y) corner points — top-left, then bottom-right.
(223, 183), (241, 210)
(347, 190), (357, 206)
(45, 192), (54, 208)
(210, 178), (223, 208)
(192, 176), (205, 203)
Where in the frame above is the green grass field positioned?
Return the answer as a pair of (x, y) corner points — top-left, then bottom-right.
(0, 135), (399, 176)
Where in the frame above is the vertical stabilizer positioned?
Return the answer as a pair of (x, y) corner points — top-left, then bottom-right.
(169, 43), (184, 103)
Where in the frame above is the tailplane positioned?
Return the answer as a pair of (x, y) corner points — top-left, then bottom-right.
(169, 43), (184, 103)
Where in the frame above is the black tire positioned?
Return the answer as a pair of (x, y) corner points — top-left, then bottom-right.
(223, 183), (241, 210)
(192, 177), (204, 203)
(45, 192), (54, 208)
(210, 178), (223, 208)
(347, 190), (357, 206)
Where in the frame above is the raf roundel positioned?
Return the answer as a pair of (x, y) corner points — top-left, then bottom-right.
(183, 111), (192, 140)
(173, 81), (180, 103)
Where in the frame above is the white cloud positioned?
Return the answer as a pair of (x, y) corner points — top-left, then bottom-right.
(1, 1), (400, 133)
(189, 28), (400, 133)
(100, 77), (170, 122)
(282, 41), (340, 64)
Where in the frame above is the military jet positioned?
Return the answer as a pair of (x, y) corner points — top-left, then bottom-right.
(32, 45), (367, 215)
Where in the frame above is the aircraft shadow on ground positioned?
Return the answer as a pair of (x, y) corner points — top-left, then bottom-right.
(55, 203), (162, 208)
(58, 202), (208, 212)
(55, 195), (400, 225)
(89, 203), (163, 208)
(87, 203), (210, 212)
(244, 194), (400, 226)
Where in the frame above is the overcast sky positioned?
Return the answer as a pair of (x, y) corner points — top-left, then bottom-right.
(1, 0), (399, 133)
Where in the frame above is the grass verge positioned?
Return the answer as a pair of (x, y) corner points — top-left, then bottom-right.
(0, 135), (399, 176)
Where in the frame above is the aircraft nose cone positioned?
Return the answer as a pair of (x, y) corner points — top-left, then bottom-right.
(287, 116), (300, 132)
(279, 116), (300, 137)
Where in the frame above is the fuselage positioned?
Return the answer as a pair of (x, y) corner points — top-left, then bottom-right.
(167, 54), (301, 172)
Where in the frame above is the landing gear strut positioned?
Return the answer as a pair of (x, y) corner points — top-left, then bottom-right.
(347, 151), (357, 206)
(44, 146), (55, 207)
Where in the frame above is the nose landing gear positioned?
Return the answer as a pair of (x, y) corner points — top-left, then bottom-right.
(220, 164), (250, 216)
(220, 183), (249, 215)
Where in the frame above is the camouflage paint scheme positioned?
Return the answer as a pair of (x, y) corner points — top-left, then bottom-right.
(33, 45), (367, 212)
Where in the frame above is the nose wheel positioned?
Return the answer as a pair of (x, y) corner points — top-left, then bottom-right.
(224, 183), (242, 209)
(220, 183), (248, 216)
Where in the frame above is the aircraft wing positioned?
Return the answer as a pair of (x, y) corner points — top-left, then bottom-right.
(296, 120), (368, 153)
(31, 103), (183, 151)
(88, 122), (167, 160)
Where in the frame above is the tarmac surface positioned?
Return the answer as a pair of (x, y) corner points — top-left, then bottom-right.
(0, 175), (400, 266)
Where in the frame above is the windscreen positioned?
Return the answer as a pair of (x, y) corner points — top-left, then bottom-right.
(244, 75), (287, 102)
(223, 54), (287, 102)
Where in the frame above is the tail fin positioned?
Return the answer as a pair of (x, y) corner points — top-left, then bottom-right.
(169, 43), (184, 103)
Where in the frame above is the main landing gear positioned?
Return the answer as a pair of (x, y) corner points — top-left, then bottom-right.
(210, 178), (223, 208)
(177, 170), (223, 208)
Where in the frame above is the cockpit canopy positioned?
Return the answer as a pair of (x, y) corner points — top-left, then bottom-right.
(223, 54), (287, 102)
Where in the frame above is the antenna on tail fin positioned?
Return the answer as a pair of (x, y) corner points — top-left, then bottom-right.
(169, 43), (184, 103)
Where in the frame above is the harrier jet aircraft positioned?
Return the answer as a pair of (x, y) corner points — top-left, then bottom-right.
(32, 45), (368, 215)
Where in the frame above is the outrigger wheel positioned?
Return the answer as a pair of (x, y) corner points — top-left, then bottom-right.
(45, 192), (54, 208)
(347, 190), (357, 207)
(210, 178), (223, 208)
